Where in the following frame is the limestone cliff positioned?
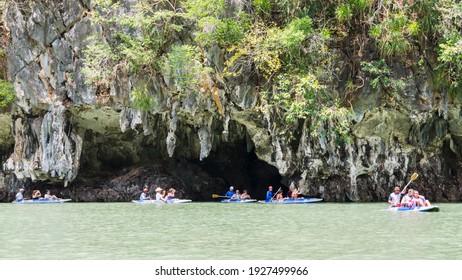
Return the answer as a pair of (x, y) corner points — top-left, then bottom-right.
(1, 0), (461, 202)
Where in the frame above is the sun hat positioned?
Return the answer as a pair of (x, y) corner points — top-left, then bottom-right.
(155, 187), (163, 192)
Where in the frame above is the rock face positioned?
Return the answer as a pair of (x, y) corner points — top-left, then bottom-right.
(1, 0), (461, 202)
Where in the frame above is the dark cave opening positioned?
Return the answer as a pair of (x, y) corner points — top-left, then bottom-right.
(75, 128), (284, 201)
(191, 141), (283, 201)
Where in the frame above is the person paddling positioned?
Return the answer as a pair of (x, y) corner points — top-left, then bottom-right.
(155, 187), (166, 201)
(140, 187), (150, 200)
(225, 186), (235, 198)
(276, 190), (284, 200)
(265, 186), (274, 202)
(400, 189), (414, 207)
(388, 185), (408, 207)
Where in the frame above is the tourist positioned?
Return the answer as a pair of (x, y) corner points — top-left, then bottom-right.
(155, 187), (165, 201)
(388, 185), (408, 206)
(291, 187), (301, 199)
(266, 186), (274, 201)
(225, 186), (235, 198)
(44, 190), (59, 200)
(400, 189), (414, 207)
(412, 190), (426, 207)
(276, 190), (284, 200)
(230, 190), (241, 200)
(418, 192), (432, 207)
(140, 187), (150, 200)
(166, 188), (176, 200)
(31, 190), (42, 200)
(240, 190), (251, 199)
(15, 188), (25, 202)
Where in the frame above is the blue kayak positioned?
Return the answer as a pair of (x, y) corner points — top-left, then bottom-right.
(221, 199), (257, 203)
(387, 205), (439, 212)
(258, 198), (323, 204)
(132, 199), (192, 204)
(12, 199), (72, 204)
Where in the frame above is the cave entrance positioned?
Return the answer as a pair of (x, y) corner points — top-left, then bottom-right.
(193, 141), (283, 201)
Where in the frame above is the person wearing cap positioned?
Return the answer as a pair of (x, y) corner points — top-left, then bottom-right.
(140, 187), (150, 200)
(225, 186), (235, 198)
(155, 187), (166, 201)
(265, 186), (274, 202)
(15, 188), (25, 202)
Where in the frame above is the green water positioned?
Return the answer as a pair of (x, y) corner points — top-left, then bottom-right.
(0, 202), (461, 259)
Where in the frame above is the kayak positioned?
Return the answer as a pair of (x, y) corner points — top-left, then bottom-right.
(387, 205), (439, 212)
(221, 199), (257, 203)
(132, 199), (192, 204)
(258, 198), (323, 204)
(12, 199), (72, 204)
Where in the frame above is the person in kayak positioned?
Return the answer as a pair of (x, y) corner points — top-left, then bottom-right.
(400, 189), (414, 207)
(388, 185), (408, 206)
(166, 188), (176, 200)
(155, 187), (166, 201)
(291, 187), (301, 199)
(31, 190), (42, 201)
(230, 190), (241, 200)
(140, 187), (150, 200)
(276, 190), (284, 200)
(240, 190), (251, 199)
(44, 190), (59, 200)
(225, 186), (235, 198)
(15, 188), (25, 202)
(266, 186), (274, 201)
(417, 191), (432, 206)
(412, 190), (431, 207)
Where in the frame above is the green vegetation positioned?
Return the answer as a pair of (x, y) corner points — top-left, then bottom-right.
(0, 79), (14, 108)
(81, 0), (462, 143)
(361, 60), (406, 104)
(162, 45), (211, 95)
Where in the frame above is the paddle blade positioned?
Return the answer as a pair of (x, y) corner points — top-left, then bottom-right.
(212, 194), (219, 198)
(410, 173), (419, 181)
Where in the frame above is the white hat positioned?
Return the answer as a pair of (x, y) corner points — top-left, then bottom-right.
(230, 186), (234, 190)
(19, 188), (25, 191)
(155, 187), (163, 192)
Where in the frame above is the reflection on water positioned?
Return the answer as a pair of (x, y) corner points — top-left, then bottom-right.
(0, 202), (461, 259)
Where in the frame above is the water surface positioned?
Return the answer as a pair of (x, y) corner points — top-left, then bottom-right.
(0, 202), (460, 259)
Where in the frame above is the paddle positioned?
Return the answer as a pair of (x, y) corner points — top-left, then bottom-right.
(269, 187), (281, 201)
(403, 173), (419, 190)
(212, 194), (231, 199)
(395, 172), (418, 207)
